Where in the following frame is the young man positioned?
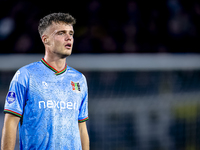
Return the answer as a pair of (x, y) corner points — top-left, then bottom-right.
(1, 13), (89, 150)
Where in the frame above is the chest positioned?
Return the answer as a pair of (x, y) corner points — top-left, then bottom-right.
(26, 74), (83, 112)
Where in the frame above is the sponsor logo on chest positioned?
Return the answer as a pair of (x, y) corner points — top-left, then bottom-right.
(38, 80), (81, 111)
(39, 100), (78, 111)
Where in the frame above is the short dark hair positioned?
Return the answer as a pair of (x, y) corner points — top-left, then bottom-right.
(38, 13), (76, 37)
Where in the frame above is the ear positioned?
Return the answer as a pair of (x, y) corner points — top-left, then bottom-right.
(41, 35), (49, 45)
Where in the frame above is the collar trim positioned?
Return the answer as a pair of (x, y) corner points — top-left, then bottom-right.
(41, 58), (67, 75)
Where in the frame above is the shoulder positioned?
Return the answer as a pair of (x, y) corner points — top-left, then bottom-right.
(17, 61), (43, 75)
(12, 61), (41, 84)
(21, 61), (42, 71)
(67, 66), (86, 80)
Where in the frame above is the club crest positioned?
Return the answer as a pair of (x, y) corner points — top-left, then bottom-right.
(71, 81), (81, 93)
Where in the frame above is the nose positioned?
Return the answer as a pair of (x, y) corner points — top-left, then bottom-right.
(65, 33), (72, 41)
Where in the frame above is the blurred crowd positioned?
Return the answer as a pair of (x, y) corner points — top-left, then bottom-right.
(0, 0), (200, 54)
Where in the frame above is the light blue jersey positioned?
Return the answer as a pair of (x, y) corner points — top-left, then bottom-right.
(4, 58), (89, 150)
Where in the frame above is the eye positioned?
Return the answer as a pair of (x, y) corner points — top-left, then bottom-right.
(69, 32), (74, 36)
(57, 31), (65, 35)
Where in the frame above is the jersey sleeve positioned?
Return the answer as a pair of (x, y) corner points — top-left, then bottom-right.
(78, 75), (89, 123)
(4, 68), (29, 117)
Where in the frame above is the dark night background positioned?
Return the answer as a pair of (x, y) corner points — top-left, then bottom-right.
(0, 0), (200, 54)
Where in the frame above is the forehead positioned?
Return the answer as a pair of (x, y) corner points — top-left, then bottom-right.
(47, 22), (74, 33)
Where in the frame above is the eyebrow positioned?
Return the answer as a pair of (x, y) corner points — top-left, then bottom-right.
(57, 30), (74, 34)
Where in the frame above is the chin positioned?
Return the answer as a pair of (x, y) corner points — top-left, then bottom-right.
(61, 52), (72, 58)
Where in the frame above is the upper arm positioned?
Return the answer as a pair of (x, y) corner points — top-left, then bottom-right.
(3, 113), (20, 128)
(78, 122), (87, 131)
(78, 121), (89, 137)
(78, 122), (89, 150)
(1, 114), (20, 150)
(2, 113), (20, 140)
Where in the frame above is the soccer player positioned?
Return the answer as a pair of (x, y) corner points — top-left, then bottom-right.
(1, 13), (89, 150)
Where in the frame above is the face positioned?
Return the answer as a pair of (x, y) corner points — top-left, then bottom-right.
(42, 22), (74, 58)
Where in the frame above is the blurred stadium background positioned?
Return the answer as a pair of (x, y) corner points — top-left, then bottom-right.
(0, 0), (200, 150)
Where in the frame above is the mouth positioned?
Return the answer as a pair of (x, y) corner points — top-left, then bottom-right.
(65, 43), (72, 49)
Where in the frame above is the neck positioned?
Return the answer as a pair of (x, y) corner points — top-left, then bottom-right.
(43, 55), (66, 72)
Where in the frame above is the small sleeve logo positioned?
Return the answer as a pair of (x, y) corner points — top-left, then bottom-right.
(6, 92), (16, 104)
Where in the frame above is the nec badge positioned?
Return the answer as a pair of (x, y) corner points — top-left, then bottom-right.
(71, 81), (81, 93)
(6, 92), (16, 104)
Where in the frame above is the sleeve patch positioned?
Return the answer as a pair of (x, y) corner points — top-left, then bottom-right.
(6, 92), (16, 104)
